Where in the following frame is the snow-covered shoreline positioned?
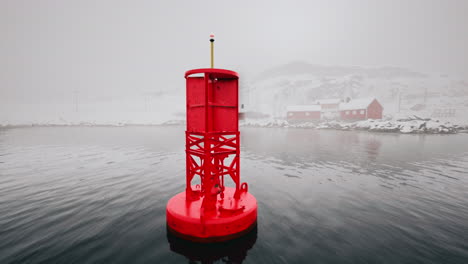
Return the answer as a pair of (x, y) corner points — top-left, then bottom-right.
(0, 119), (187, 128)
(1, 117), (467, 135)
(241, 116), (468, 134)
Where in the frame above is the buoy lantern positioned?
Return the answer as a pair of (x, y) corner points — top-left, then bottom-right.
(166, 34), (258, 242)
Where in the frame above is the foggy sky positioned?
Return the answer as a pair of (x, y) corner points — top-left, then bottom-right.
(1, 0), (467, 106)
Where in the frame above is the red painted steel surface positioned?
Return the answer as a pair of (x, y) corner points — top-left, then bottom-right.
(167, 187), (257, 242)
(185, 68), (239, 79)
(166, 68), (257, 242)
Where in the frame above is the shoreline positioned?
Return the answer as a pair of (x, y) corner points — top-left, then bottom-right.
(1, 118), (468, 135)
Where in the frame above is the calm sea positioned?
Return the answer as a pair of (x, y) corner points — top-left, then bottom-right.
(1, 126), (467, 263)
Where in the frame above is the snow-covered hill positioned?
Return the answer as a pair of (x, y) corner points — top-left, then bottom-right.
(1, 61), (467, 126)
(241, 62), (468, 124)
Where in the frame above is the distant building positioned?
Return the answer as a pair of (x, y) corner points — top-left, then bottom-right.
(315, 99), (341, 111)
(286, 105), (321, 122)
(315, 98), (341, 120)
(286, 97), (383, 123)
(339, 98), (383, 120)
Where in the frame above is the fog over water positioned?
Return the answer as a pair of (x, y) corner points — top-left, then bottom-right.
(1, 0), (468, 124)
(2, 2), (468, 263)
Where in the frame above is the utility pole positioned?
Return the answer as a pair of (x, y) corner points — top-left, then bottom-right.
(145, 95), (149, 112)
(423, 87), (428, 105)
(74, 90), (78, 112)
(398, 90), (402, 113)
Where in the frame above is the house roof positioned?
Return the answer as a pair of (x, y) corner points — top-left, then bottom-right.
(339, 98), (377, 111)
(287, 105), (321, 112)
(315, 98), (341, 105)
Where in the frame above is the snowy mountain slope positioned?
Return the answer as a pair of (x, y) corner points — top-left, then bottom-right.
(1, 61), (467, 126)
(241, 62), (468, 123)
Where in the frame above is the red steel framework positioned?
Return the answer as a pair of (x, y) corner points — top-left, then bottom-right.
(185, 69), (242, 205)
(166, 68), (257, 242)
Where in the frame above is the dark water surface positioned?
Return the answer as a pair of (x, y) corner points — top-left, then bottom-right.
(1, 126), (468, 264)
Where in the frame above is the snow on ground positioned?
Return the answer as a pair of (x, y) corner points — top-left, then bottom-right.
(0, 93), (185, 127)
(243, 62), (468, 128)
(240, 116), (468, 134)
(2, 63), (467, 129)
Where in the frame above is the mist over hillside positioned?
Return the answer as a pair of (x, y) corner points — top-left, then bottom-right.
(242, 62), (468, 122)
(254, 61), (427, 81)
(1, 62), (467, 126)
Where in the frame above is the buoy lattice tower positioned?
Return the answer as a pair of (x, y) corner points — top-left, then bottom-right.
(166, 34), (257, 242)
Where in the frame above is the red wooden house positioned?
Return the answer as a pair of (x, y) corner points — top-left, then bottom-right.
(339, 98), (383, 120)
(315, 99), (341, 110)
(287, 105), (321, 122)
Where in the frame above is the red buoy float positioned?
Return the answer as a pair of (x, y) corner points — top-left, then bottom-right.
(166, 34), (257, 242)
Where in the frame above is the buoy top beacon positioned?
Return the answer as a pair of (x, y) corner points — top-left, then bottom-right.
(166, 33), (258, 242)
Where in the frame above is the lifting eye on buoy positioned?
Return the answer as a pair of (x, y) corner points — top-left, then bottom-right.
(241, 182), (248, 192)
(165, 33), (258, 243)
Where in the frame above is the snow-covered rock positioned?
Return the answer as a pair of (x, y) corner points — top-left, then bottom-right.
(276, 117), (461, 134)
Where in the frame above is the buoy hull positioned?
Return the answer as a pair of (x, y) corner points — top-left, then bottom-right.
(166, 187), (257, 242)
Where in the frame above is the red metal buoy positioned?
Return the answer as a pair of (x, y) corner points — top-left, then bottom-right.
(166, 35), (257, 242)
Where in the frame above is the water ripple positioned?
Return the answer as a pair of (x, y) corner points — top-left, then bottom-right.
(1, 127), (468, 263)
